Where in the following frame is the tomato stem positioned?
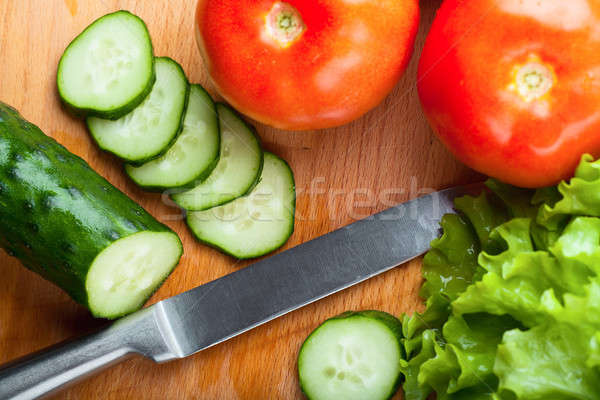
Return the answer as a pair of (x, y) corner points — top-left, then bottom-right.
(265, 2), (305, 48)
(509, 55), (556, 102)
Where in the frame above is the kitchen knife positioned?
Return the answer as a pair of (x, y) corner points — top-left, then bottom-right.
(0, 183), (481, 400)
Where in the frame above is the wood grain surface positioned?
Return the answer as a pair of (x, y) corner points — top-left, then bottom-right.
(0, 1), (480, 398)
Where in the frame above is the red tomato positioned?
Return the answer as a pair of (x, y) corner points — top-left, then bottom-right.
(418, 0), (600, 188)
(195, 0), (419, 130)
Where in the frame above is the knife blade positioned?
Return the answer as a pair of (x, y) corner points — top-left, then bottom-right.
(0, 183), (481, 399)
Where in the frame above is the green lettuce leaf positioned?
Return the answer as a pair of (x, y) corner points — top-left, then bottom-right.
(400, 157), (600, 400)
(538, 154), (600, 230)
(402, 293), (451, 358)
(418, 314), (520, 396)
(401, 193), (502, 400)
(495, 323), (600, 399)
(452, 219), (561, 326)
(399, 328), (438, 400)
(400, 293), (454, 399)
(420, 213), (482, 302)
(548, 217), (600, 290)
(539, 278), (600, 366)
(530, 186), (564, 250)
(453, 191), (509, 252)
(401, 188), (512, 399)
(484, 180), (537, 220)
(588, 332), (600, 368)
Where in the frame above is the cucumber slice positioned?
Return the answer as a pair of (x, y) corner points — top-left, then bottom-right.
(0, 102), (183, 319)
(87, 57), (189, 164)
(124, 84), (220, 190)
(57, 10), (155, 119)
(298, 311), (404, 400)
(171, 103), (263, 211)
(87, 231), (181, 318)
(187, 152), (295, 259)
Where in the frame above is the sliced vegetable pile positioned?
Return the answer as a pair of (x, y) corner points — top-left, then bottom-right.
(0, 102), (182, 319)
(57, 10), (296, 259)
(300, 155), (600, 399)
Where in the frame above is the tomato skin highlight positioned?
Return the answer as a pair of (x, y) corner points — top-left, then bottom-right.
(196, 0), (420, 131)
(418, 0), (600, 188)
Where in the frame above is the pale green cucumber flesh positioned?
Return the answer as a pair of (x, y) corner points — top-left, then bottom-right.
(125, 84), (220, 190)
(87, 231), (182, 318)
(187, 152), (295, 259)
(298, 311), (404, 400)
(57, 10), (155, 119)
(171, 103), (263, 211)
(87, 57), (189, 163)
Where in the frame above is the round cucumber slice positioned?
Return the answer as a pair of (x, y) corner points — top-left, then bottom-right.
(171, 103), (263, 211)
(86, 231), (182, 319)
(124, 84), (220, 190)
(298, 311), (404, 400)
(87, 57), (189, 164)
(187, 152), (295, 259)
(57, 10), (155, 119)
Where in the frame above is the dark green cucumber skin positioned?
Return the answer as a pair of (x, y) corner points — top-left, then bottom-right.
(57, 10), (156, 120)
(298, 310), (404, 400)
(171, 103), (264, 211)
(0, 102), (182, 312)
(86, 57), (190, 165)
(186, 152), (295, 260)
(124, 84), (220, 191)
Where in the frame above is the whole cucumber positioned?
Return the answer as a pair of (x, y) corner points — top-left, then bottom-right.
(0, 102), (182, 319)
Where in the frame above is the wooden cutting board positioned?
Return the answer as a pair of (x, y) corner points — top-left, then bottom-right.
(0, 1), (480, 398)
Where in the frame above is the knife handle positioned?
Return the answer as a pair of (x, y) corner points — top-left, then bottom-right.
(0, 306), (177, 400)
